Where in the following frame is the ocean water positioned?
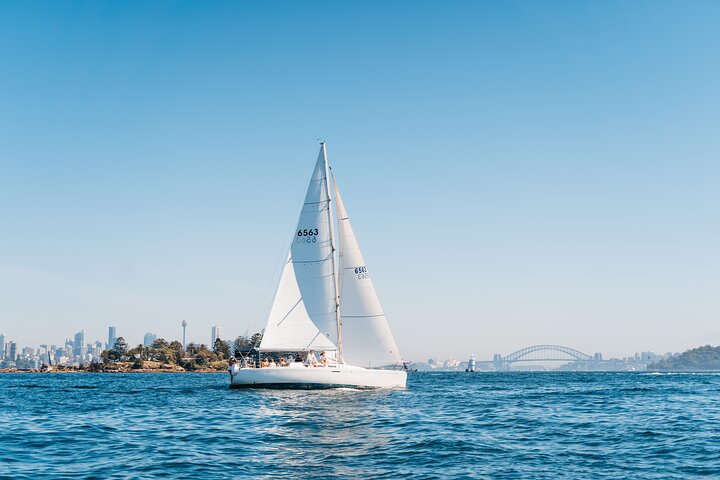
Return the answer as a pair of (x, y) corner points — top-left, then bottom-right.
(1, 372), (719, 479)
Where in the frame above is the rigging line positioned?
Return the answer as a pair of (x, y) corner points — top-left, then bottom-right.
(303, 331), (337, 351)
(274, 298), (303, 327)
(341, 314), (386, 318)
(249, 195), (306, 337)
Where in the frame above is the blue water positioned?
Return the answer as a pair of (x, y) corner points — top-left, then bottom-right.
(1, 372), (719, 479)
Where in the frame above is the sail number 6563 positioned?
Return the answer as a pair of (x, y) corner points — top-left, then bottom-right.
(297, 228), (319, 236)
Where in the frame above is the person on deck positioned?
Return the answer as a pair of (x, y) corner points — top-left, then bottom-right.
(320, 351), (328, 367)
(228, 357), (238, 380)
(305, 350), (318, 367)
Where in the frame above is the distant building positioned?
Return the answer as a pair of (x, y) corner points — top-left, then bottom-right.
(181, 320), (187, 350)
(108, 326), (117, 349)
(73, 331), (85, 357)
(8, 341), (17, 361)
(443, 357), (460, 369)
(143, 333), (158, 347)
(211, 326), (221, 346)
(0, 334), (6, 359)
(92, 342), (103, 359)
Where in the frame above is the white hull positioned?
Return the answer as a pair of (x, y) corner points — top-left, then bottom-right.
(229, 363), (406, 389)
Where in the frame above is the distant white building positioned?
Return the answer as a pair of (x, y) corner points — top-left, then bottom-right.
(211, 326), (221, 346)
(443, 358), (460, 369)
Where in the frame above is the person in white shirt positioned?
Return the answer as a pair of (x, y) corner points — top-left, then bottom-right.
(305, 350), (318, 367)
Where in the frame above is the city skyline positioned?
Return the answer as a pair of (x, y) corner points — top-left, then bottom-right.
(0, 324), (233, 353)
(0, 324), (679, 372)
(0, 324), (684, 366)
(1, 2), (718, 361)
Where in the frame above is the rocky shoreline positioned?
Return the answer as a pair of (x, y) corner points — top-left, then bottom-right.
(0, 360), (229, 373)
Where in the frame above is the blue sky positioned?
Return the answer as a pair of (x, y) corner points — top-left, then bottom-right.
(1, 1), (718, 360)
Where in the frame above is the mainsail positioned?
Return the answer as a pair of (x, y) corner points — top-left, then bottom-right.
(258, 144), (403, 368)
(258, 147), (338, 352)
(333, 176), (403, 368)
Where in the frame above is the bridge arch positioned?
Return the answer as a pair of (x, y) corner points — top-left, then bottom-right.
(501, 344), (593, 363)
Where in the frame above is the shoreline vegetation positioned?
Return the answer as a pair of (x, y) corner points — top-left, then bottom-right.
(646, 345), (720, 372)
(4, 343), (720, 374)
(0, 334), (262, 373)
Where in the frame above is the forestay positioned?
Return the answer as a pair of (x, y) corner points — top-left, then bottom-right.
(258, 148), (338, 352)
(333, 176), (403, 368)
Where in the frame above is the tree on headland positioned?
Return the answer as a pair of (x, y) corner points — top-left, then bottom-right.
(165, 341), (182, 363)
(128, 344), (147, 360)
(185, 343), (199, 355)
(213, 338), (231, 360)
(101, 337), (129, 361)
(113, 337), (128, 355)
(649, 345), (720, 371)
(194, 344), (215, 364)
(96, 335), (236, 372)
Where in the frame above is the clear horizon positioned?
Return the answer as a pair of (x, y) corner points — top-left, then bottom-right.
(1, 1), (718, 361)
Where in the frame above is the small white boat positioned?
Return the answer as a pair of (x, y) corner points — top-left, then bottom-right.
(230, 143), (406, 389)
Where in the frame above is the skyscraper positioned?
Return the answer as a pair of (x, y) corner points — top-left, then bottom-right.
(108, 326), (117, 349)
(211, 326), (221, 346)
(8, 341), (17, 362)
(73, 331), (84, 357)
(0, 333), (6, 359)
(143, 332), (157, 347)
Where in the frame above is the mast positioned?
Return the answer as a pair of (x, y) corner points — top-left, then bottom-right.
(321, 142), (343, 363)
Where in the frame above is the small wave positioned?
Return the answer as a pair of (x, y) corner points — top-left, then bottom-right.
(641, 371), (720, 376)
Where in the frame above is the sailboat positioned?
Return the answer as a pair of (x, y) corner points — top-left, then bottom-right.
(229, 143), (406, 389)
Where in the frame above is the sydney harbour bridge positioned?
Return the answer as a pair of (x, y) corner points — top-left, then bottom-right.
(488, 344), (603, 371)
